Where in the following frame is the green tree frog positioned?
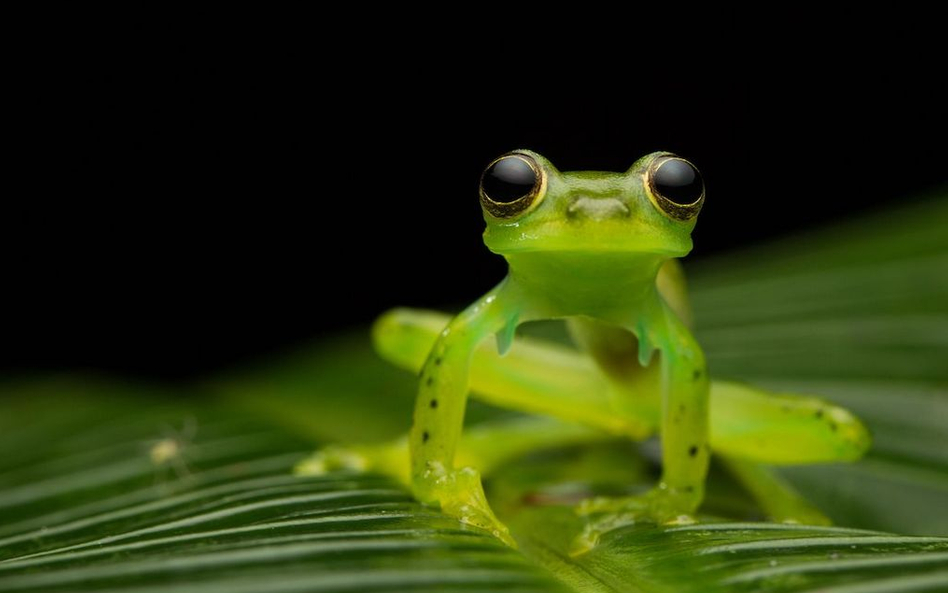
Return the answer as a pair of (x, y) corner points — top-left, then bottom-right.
(299, 151), (870, 550)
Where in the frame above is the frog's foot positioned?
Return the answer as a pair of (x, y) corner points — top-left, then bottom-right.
(294, 445), (369, 476)
(570, 485), (701, 555)
(422, 466), (517, 548)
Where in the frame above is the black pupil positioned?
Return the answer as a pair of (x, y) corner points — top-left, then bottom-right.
(653, 159), (703, 205)
(482, 157), (537, 203)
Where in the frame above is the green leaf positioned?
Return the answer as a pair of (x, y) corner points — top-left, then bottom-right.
(689, 195), (948, 537)
(0, 387), (567, 592)
(1, 193), (947, 592)
(515, 509), (948, 593)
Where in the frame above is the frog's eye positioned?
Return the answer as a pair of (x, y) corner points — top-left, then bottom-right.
(480, 153), (545, 218)
(646, 155), (705, 221)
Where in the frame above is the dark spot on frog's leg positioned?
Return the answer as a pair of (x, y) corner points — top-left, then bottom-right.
(684, 486), (694, 493)
(692, 369), (703, 381)
(688, 445), (698, 457)
(434, 356), (443, 366)
(829, 421), (838, 432)
(429, 399), (438, 409)
(422, 431), (430, 443)
(815, 409), (824, 419)
(426, 376), (434, 387)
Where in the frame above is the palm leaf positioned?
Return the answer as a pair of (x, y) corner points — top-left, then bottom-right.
(0, 387), (566, 592)
(1, 193), (946, 592)
(690, 195), (948, 537)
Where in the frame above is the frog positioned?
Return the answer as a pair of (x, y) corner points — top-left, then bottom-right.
(298, 150), (870, 550)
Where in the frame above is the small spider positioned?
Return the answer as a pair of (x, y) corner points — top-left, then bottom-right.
(147, 416), (197, 482)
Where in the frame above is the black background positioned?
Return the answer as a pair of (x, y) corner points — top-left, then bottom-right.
(5, 23), (946, 382)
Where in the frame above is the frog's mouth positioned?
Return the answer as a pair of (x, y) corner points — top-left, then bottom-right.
(566, 196), (630, 221)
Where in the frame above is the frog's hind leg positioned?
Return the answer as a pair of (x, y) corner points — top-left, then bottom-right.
(296, 416), (610, 485)
(298, 308), (647, 492)
(367, 305), (868, 536)
(721, 456), (830, 525)
(373, 308), (655, 440)
(373, 308), (868, 463)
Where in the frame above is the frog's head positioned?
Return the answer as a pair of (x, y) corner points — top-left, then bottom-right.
(480, 150), (703, 258)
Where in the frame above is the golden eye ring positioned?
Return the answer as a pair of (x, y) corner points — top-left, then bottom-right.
(479, 152), (546, 219)
(645, 154), (705, 221)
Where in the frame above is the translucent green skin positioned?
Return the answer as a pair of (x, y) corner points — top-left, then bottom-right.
(299, 151), (870, 548)
(409, 151), (713, 539)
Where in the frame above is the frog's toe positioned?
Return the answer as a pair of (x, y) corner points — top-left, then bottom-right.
(429, 467), (517, 548)
(582, 484), (701, 519)
(294, 445), (368, 476)
(576, 494), (648, 517)
(569, 516), (610, 555)
(571, 489), (700, 555)
(570, 508), (694, 556)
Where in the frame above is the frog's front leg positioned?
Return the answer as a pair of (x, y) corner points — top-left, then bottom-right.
(410, 280), (521, 546)
(655, 309), (711, 513)
(575, 307), (709, 551)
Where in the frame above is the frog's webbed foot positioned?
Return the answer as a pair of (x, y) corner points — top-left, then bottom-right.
(294, 437), (411, 483)
(570, 486), (700, 555)
(294, 444), (370, 476)
(420, 466), (516, 548)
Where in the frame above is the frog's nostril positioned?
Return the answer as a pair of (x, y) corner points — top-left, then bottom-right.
(567, 196), (630, 220)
